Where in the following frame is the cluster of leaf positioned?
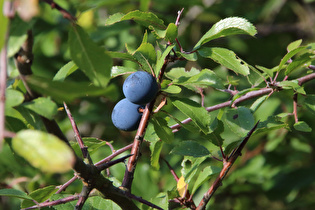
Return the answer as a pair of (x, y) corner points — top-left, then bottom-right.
(2, 0), (315, 209)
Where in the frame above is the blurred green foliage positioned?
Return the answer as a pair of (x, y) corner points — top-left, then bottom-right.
(1, 0), (315, 209)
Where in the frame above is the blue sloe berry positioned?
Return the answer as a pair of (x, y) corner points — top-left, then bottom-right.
(123, 71), (159, 105)
(111, 98), (144, 131)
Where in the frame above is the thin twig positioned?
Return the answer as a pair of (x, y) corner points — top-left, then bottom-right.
(95, 143), (133, 167)
(196, 122), (259, 210)
(64, 102), (92, 164)
(23, 194), (81, 210)
(40, 0), (77, 21)
(97, 154), (133, 171)
(55, 175), (78, 194)
(124, 191), (163, 210)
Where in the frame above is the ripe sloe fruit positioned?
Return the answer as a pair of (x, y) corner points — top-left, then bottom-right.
(111, 98), (144, 131)
(123, 71), (159, 105)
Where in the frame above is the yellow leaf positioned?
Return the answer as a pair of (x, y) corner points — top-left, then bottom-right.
(177, 176), (188, 198)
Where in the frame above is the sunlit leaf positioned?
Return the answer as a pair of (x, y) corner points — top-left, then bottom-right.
(287, 39), (303, 52)
(22, 97), (58, 120)
(156, 44), (175, 76)
(198, 47), (250, 76)
(171, 97), (210, 133)
(106, 10), (166, 29)
(53, 61), (78, 82)
(110, 66), (137, 78)
(173, 69), (225, 90)
(194, 17), (257, 50)
(12, 130), (75, 173)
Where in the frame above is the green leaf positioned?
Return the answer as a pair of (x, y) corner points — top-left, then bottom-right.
(202, 118), (224, 146)
(198, 47), (250, 76)
(151, 23), (178, 42)
(255, 65), (274, 78)
(21, 186), (58, 208)
(133, 42), (156, 72)
(71, 138), (109, 157)
(255, 116), (288, 135)
(106, 10), (166, 29)
(287, 39), (303, 52)
(225, 107), (255, 137)
(165, 23), (178, 42)
(181, 156), (208, 183)
(165, 67), (200, 81)
(150, 140), (164, 170)
(250, 95), (268, 112)
(53, 61), (78, 82)
(12, 130), (75, 173)
(151, 117), (174, 143)
(21, 97), (58, 120)
(0, 189), (32, 200)
(5, 89), (24, 108)
(294, 121), (312, 132)
(171, 140), (210, 157)
(178, 52), (198, 61)
(156, 44), (175, 76)
(111, 66), (137, 78)
(151, 192), (168, 210)
(105, 12), (125, 25)
(278, 80), (305, 94)
(171, 97), (210, 134)
(108, 51), (137, 61)
(121, 10), (166, 29)
(161, 84), (182, 94)
(7, 16), (35, 57)
(194, 17), (257, 50)
(278, 46), (306, 72)
(305, 94), (315, 115)
(191, 166), (221, 194)
(69, 24), (112, 87)
(26, 75), (117, 102)
(286, 53), (315, 75)
(174, 69), (225, 90)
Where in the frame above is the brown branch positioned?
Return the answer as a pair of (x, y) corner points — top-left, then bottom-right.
(23, 194), (81, 210)
(64, 102), (92, 163)
(122, 100), (156, 190)
(293, 93), (299, 123)
(0, 2), (13, 149)
(40, 0), (76, 21)
(196, 122), (259, 210)
(95, 143), (133, 168)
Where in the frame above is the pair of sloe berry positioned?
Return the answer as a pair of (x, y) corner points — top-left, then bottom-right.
(111, 71), (159, 131)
